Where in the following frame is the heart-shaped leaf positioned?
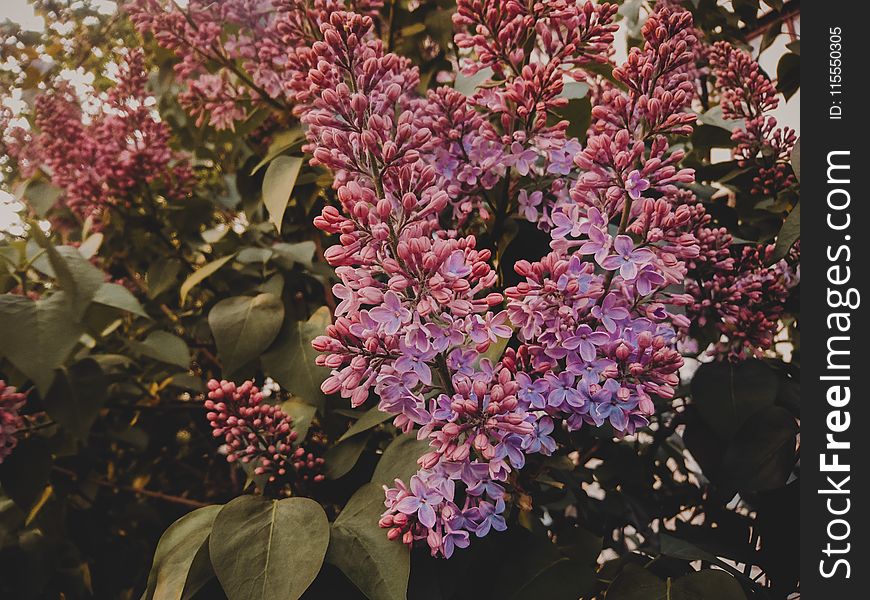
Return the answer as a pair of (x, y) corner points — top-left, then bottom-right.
(209, 495), (329, 600)
(326, 483), (410, 600)
(209, 294), (285, 376)
(142, 505), (221, 600)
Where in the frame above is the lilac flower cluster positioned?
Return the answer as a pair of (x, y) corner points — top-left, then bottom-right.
(503, 7), (700, 434)
(709, 41), (798, 197)
(297, 12), (553, 556)
(1, 51), (191, 225)
(0, 381), (26, 464)
(128, 0), (382, 130)
(439, 0), (620, 226)
(204, 379), (325, 487)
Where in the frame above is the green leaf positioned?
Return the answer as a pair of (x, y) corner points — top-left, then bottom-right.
(237, 247), (274, 264)
(325, 434), (370, 479)
(251, 128), (304, 174)
(142, 505), (221, 600)
(670, 569), (747, 600)
(130, 331), (191, 369)
(0, 436), (53, 511)
(0, 293), (84, 393)
(78, 233), (104, 259)
(492, 528), (596, 600)
(21, 180), (62, 217)
(775, 52), (800, 100)
(370, 433), (430, 487)
(606, 564), (664, 600)
(454, 66), (493, 96)
(209, 294), (285, 376)
(555, 96), (592, 141)
(261, 306), (331, 410)
(262, 156), (304, 233)
(720, 406), (797, 492)
(279, 399), (317, 442)
(690, 359), (779, 440)
(272, 241), (316, 270)
(92, 282), (150, 318)
(209, 495), (329, 600)
(180, 254), (235, 304)
(326, 483), (410, 600)
(338, 406), (393, 442)
(41, 357), (108, 440)
(768, 200), (799, 264)
(147, 259), (183, 299)
(31, 241), (104, 320)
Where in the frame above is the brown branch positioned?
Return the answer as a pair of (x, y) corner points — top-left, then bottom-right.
(53, 466), (209, 509)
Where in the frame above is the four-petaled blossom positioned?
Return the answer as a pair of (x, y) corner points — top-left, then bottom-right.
(600, 235), (655, 280)
(625, 170), (651, 200)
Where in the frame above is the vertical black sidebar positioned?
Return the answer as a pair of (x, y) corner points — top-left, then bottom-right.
(801, 1), (867, 597)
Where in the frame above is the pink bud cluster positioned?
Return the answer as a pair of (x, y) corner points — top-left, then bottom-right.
(686, 242), (797, 361)
(444, 0), (621, 225)
(709, 41), (798, 197)
(0, 381), (26, 464)
(1, 50), (191, 223)
(204, 379), (325, 487)
(127, 0), (382, 130)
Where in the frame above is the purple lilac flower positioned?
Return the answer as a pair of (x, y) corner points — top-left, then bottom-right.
(600, 235), (654, 280)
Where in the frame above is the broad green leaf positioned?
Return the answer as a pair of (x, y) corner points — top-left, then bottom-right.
(261, 306), (331, 410)
(670, 569), (747, 600)
(325, 434), (370, 479)
(338, 406), (392, 442)
(454, 66), (492, 96)
(690, 359), (779, 440)
(209, 495), (329, 600)
(370, 433), (430, 487)
(148, 259), (183, 299)
(606, 564), (665, 600)
(769, 200), (799, 264)
(78, 233), (104, 259)
(130, 331), (191, 369)
(251, 128), (304, 174)
(29, 239), (104, 320)
(279, 398), (317, 442)
(0, 293), (84, 393)
(494, 528), (596, 600)
(22, 180), (62, 217)
(262, 155), (304, 233)
(720, 406), (797, 492)
(41, 358), (108, 440)
(272, 241), (316, 269)
(326, 483), (410, 600)
(607, 565), (747, 600)
(775, 52), (800, 100)
(92, 282), (150, 318)
(142, 505), (221, 600)
(180, 254), (235, 304)
(237, 247), (273, 264)
(209, 293), (285, 376)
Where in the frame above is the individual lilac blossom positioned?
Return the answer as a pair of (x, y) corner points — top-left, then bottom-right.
(518, 189), (544, 221)
(369, 292), (412, 336)
(600, 235), (655, 280)
(507, 142), (538, 176)
(565, 324), (611, 362)
(395, 475), (445, 528)
(625, 169), (651, 200)
(591, 294), (631, 333)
